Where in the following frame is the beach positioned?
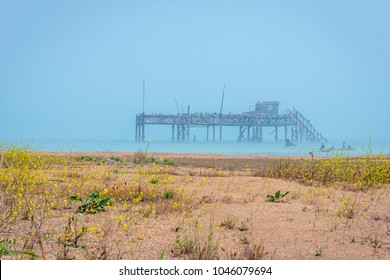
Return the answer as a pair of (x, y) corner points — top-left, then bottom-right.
(1, 150), (390, 259)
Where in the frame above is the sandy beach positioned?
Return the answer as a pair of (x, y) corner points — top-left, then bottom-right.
(1, 150), (390, 259)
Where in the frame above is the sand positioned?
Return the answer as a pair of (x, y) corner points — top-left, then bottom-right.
(2, 151), (390, 259)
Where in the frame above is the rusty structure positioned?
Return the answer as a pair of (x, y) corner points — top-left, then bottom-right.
(135, 101), (326, 143)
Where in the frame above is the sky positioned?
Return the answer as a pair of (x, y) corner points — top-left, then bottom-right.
(1, 0), (389, 143)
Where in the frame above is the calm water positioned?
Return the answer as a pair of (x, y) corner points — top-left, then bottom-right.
(5, 139), (389, 157)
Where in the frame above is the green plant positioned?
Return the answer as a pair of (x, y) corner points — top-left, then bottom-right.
(70, 191), (112, 214)
(134, 141), (151, 164)
(150, 177), (160, 184)
(238, 219), (249, 231)
(172, 220), (220, 260)
(159, 248), (165, 260)
(244, 243), (267, 260)
(76, 155), (98, 162)
(0, 239), (37, 259)
(110, 156), (123, 163)
(161, 158), (175, 166)
(266, 190), (290, 202)
(315, 247), (323, 257)
(61, 216), (86, 248)
(240, 236), (249, 245)
(57, 216), (87, 260)
(163, 188), (175, 199)
(220, 217), (235, 230)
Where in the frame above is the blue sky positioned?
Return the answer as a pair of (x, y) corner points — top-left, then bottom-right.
(1, 0), (389, 142)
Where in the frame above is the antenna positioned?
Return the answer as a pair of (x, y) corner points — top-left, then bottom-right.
(142, 80), (145, 114)
(219, 83), (225, 116)
(175, 98), (180, 114)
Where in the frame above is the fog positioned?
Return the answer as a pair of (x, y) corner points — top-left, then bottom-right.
(1, 0), (389, 145)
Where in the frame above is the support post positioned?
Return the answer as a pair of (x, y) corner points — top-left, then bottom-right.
(135, 115), (138, 141)
(259, 125), (262, 142)
(138, 123), (142, 142)
(300, 127), (303, 142)
(285, 124), (287, 142)
(177, 124), (180, 142)
(237, 126), (245, 142)
(274, 126), (278, 142)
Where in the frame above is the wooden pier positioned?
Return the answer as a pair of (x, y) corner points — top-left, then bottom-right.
(135, 101), (326, 143)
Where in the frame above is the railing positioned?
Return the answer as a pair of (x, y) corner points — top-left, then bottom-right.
(286, 109), (327, 143)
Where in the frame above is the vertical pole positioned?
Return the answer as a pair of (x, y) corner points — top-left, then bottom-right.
(142, 80), (145, 115)
(135, 115), (138, 141)
(177, 125), (180, 142)
(141, 80), (145, 142)
(275, 126), (278, 142)
(138, 121), (141, 142)
(206, 126), (209, 142)
(285, 124), (287, 142)
(259, 125), (262, 142)
(219, 126), (222, 142)
(187, 105), (190, 142)
(291, 127), (294, 142)
(247, 126), (250, 142)
(300, 127), (303, 142)
(172, 124), (175, 142)
(141, 123), (145, 142)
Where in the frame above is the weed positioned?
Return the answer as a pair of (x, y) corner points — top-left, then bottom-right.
(238, 219), (249, 231)
(110, 156), (124, 163)
(315, 247), (323, 257)
(221, 194), (233, 204)
(258, 154), (390, 189)
(371, 235), (381, 249)
(149, 176), (160, 184)
(349, 236), (356, 243)
(76, 155), (99, 162)
(266, 190), (290, 202)
(162, 188), (175, 199)
(134, 141), (151, 164)
(334, 193), (361, 219)
(161, 158), (175, 166)
(0, 239), (37, 259)
(240, 236), (249, 245)
(70, 191), (112, 214)
(158, 248), (165, 260)
(57, 216), (87, 258)
(244, 243), (267, 260)
(220, 217), (235, 230)
(172, 219), (219, 260)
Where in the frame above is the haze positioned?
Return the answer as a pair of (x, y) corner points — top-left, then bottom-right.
(1, 0), (389, 144)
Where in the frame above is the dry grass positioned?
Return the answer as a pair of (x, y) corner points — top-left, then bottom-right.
(0, 145), (389, 259)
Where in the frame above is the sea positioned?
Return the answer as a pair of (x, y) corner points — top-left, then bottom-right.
(4, 138), (389, 157)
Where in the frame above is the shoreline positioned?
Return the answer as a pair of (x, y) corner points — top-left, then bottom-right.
(38, 150), (390, 160)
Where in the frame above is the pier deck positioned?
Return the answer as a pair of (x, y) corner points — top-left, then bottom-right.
(135, 106), (326, 144)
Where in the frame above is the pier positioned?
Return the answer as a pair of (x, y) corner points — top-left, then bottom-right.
(135, 101), (326, 143)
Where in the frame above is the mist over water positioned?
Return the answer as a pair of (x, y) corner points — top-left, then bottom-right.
(1, 1), (389, 149)
(7, 138), (388, 157)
